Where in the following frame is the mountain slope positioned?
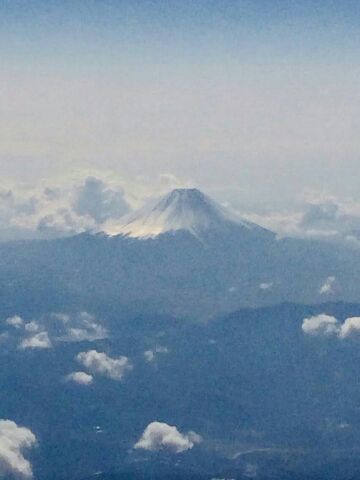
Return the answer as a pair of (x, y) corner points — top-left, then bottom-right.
(0, 188), (359, 318)
(107, 188), (269, 239)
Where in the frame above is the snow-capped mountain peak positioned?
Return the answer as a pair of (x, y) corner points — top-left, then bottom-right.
(106, 188), (262, 239)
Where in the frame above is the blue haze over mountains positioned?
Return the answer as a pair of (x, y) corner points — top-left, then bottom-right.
(0, 188), (359, 319)
(1, 188), (360, 479)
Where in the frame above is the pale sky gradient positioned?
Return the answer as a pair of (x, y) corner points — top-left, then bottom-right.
(1, 0), (360, 212)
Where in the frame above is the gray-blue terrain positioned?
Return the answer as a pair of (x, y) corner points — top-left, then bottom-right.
(1, 189), (360, 479)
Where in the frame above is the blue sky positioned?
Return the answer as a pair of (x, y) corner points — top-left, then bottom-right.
(1, 0), (360, 210)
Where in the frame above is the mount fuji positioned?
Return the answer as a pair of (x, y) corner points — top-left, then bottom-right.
(0, 188), (360, 318)
(108, 188), (269, 239)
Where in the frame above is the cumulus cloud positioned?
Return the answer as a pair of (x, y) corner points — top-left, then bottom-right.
(144, 346), (169, 363)
(144, 350), (155, 362)
(55, 312), (108, 342)
(259, 282), (273, 291)
(338, 317), (360, 339)
(319, 276), (338, 295)
(241, 193), (360, 245)
(302, 314), (340, 336)
(73, 176), (130, 224)
(0, 420), (37, 478)
(24, 321), (41, 333)
(5, 315), (24, 328)
(302, 314), (360, 339)
(0, 174), (135, 241)
(134, 421), (202, 453)
(66, 371), (94, 385)
(77, 350), (132, 381)
(5, 311), (108, 348)
(19, 331), (52, 350)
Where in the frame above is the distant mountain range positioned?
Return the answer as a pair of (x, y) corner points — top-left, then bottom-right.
(0, 188), (360, 319)
(2, 301), (360, 480)
(1, 191), (360, 479)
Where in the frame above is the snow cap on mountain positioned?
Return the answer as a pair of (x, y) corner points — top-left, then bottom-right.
(106, 188), (264, 239)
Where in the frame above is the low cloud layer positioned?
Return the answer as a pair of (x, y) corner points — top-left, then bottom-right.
(242, 193), (360, 245)
(134, 421), (202, 453)
(77, 350), (132, 381)
(0, 172), (190, 242)
(302, 314), (360, 339)
(1, 173), (360, 245)
(0, 174), (130, 241)
(0, 420), (37, 478)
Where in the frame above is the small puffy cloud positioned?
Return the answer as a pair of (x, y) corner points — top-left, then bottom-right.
(259, 282), (273, 290)
(19, 331), (52, 350)
(144, 346), (169, 363)
(4, 311), (108, 349)
(57, 312), (108, 342)
(0, 419), (37, 478)
(338, 317), (360, 339)
(0, 332), (9, 343)
(302, 314), (340, 336)
(144, 350), (155, 363)
(77, 350), (132, 381)
(5, 315), (24, 328)
(302, 314), (360, 340)
(24, 321), (40, 333)
(134, 421), (202, 453)
(66, 371), (94, 386)
(319, 276), (336, 295)
(155, 346), (169, 354)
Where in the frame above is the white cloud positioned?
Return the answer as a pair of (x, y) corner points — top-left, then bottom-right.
(0, 333), (9, 343)
(242, 193), (360, 244)
(259, 282), (273, 290)
(144, 350), (155, 363)
(4, 311), (108, 350)
(0, 420), (37, 478)
(76, 350), (132, 381)
(73, 176), (130, 224)
(19, 331), (52, 350)
(319, 276), (337, 295)
(58, 312), (108, 342)
(3, 174), (360, 245)
(5, 315), (24, 328)
(134, 421), (202, 453)
(302, 314), (360, 340)
(66, 371), (94, 386)
(24, 321), (41, 333)
(301, 314), (340, 336)
(144, 346), (169, 363)
(155, 346), (169, 354)
(338, 317), (360, 339)
(0, 174), (135, 241)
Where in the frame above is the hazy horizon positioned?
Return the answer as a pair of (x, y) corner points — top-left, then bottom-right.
(1, 0), (360, 213)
